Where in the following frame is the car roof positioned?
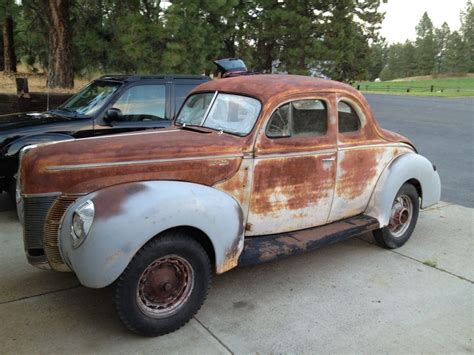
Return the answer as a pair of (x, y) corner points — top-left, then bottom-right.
(98, 74), (209, 82)
(192, 74), (359, 102)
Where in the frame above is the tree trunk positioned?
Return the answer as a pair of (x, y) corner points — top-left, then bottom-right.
(47, 0), (73, 88)
(3, 16), (17, 74)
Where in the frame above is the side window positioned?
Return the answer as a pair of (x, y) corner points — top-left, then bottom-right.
(266, 99), (327, 138)
(112, 85), (166, 121)
(338, 101), (361, 133)
(292, 100), (327, 136)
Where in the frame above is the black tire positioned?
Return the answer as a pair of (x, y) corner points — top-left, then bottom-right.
(114, 232), (212, 337)
(373, 183), (419, 249)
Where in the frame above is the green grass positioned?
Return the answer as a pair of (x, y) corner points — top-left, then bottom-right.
(422, 259), (438, 268)
(354, 75), (474, 97)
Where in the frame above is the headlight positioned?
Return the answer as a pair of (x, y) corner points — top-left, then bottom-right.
(71, 200), (95, 248)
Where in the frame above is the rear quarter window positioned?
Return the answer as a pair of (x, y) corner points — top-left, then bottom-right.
(338, 101), (361, 133)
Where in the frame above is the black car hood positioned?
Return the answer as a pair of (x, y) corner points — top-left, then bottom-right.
(0, 111), (71, 131)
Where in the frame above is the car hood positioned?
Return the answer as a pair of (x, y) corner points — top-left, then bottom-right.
(21, 127), (249, 194)
(0, 111), (71, 131)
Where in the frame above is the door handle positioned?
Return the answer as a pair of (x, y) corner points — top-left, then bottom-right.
(322, 157), (336, 162)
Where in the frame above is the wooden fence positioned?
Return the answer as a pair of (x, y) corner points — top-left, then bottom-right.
(0, 93), (72, 115)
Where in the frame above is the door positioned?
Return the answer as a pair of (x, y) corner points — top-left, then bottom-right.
(328, 97), (398, 222)
(94, 82), (170, 136)
(246, 96), (338, 236)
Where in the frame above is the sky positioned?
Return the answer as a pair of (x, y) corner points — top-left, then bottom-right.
(379, 0), (469, 43)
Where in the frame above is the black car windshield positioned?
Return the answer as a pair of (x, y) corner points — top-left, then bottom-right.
(175, 92), (261, 136)
(58, 80), (121, 115)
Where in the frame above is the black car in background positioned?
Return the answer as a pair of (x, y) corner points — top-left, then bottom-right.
(0, 74), (209, 199)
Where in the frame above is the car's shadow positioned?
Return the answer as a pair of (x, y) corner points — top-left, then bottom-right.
(0, 192), (14, 213)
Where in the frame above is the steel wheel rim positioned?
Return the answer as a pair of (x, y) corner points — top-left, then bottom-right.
(137, 255), (194, 318)
(388, 194), (413, 238)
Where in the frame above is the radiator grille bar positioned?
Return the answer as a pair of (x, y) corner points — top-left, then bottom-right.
(23, 195), (58, 265)
(44, 194), (80, 272)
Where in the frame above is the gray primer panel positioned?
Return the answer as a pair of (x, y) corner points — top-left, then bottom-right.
(59, 181), (244, 288)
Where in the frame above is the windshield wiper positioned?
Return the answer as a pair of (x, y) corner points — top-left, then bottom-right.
(51, 107), (86, 119)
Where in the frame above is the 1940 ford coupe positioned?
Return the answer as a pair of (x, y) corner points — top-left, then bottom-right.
(17, 75), (440, 336)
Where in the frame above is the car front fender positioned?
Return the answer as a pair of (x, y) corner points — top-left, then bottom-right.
(59, 181), (245, 288)
(4, 133), (73, 157)
(365, 153), (441, 227)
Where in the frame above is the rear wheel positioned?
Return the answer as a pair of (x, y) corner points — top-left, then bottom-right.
(114, 232), (212, 337)
(373, 183), (419, 249)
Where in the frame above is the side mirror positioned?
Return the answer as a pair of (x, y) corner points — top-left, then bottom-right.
(104, 108), (123, 123)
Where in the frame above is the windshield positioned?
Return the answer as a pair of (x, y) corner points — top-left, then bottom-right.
(58, 80), (121, 115)
(176, 92), (261, 136)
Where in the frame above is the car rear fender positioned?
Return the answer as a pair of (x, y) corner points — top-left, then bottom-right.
(59, 181), (245, 288)
(365, 153), (441, 227)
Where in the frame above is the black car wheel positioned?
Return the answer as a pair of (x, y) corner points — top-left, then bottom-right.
(373, 183), (420, 249)
(114, 232), (212, 337)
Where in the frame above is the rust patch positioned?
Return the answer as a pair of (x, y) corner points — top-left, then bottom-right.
(191, 74), (360, 106)
(93, 183), (149, 220)
(21, 128), (246, 194)
(376, 127), (415, 148)
(239, 214), (379, 266)
(250, 155), (334, 215)
(328, 145), (411, 223)
(215, 160), (248, 206)
(217, 204), (245, 274)
(24, 156), (241, 194)
(336, 148), (380, 199)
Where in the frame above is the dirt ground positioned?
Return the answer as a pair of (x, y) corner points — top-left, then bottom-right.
(0, 73), (91, 94)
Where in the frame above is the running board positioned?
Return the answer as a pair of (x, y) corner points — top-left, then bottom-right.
(239, 214), (379, 267)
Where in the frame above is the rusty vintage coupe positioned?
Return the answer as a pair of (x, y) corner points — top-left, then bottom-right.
(18, 75), (440, 336)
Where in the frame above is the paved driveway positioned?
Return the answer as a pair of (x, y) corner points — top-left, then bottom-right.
(0, 202), (472, 353)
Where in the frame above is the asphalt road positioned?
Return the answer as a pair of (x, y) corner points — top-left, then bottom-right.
(364, 94), (474, 208)
(0, 94), (472, 210)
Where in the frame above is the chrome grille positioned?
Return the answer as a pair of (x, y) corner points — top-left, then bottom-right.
(23, 195), (58, 265)
(43, 195), (80, 271)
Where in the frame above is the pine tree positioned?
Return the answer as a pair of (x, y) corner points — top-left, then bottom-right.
(47, 0), (74, 88)
(400, 41), (417, 77)
(0, 0), (19, 74)
(367, 42), (386, 80)
(435, 22), (450, 73)
(444, 31), (470, 74)
(460, 0), (474, 72)
(321, 0), (385, 82)
(414, 12), (436, 75)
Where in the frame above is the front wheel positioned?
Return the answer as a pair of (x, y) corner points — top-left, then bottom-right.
(114, 232), (212, 336)
(373, 183), (419, 249)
